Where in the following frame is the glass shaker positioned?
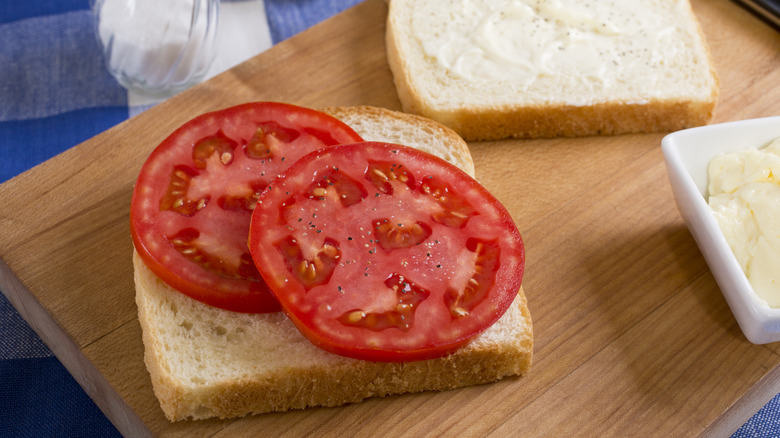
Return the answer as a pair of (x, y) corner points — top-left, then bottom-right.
(91, 0), (220, 98)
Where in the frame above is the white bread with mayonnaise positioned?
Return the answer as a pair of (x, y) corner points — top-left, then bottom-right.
(385, 0), (720, 141)
(135, 106), (533, 421)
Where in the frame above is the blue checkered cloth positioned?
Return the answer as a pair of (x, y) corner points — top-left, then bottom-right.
(0, 1), (776, 437)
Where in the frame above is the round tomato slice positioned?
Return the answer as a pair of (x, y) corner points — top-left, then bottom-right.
(130, 102), (363, 313)
(248, 142), (525, 361)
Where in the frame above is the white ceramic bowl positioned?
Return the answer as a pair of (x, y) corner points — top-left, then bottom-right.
(661, 116), (780, 344)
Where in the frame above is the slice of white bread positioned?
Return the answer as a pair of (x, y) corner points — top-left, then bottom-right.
(135, 252), (532, 420)
(135, 105), (533, 421)
(385, 0), (719, 141)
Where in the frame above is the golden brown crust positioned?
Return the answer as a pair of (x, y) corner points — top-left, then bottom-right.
(385, 15), (424, 126)
(320, 105), (476, 177)
(433, 98), (718, 141)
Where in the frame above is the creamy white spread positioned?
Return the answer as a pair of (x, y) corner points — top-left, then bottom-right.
(708, 138), (780, 307)
(411, 0), (699, 99)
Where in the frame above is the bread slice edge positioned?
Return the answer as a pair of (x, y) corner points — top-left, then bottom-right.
(320, 105), (476, 178)
(135, 250), (533, 421)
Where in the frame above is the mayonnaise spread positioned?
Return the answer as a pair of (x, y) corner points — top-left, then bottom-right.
(411, 0), (702, 99)
(708, 138), (780, 307)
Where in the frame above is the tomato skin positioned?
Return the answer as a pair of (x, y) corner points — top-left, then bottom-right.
(248, 142), (525, 361)
(130, 102), (363, 313)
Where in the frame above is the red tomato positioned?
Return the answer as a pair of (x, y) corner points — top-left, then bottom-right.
(130, 102), (363, 313)
(248, 142), (525, 361)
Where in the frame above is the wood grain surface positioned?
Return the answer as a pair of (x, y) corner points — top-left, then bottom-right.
(1, 0), (780, 436)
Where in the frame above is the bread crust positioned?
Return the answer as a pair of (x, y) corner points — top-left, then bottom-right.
(385, 0), (720, 141)
(320, 105), (476, 177)
(425, 98), (717, 141)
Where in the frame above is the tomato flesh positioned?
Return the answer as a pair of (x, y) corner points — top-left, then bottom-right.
(130, 102), (363, 313)
(248, 142), (525, 361)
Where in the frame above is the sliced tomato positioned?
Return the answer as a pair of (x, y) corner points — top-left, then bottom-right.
(248, 142), (525, 361)
(130, 102), (363, 313)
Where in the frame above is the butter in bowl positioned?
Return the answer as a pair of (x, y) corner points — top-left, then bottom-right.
(662, 116), (780, 344)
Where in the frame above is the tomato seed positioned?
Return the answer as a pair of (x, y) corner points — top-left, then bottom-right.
(313, 187), (327, 197)
(345, 310), (366, 324)
(372, 168), (388, 180)
(453, 307), (469, 318)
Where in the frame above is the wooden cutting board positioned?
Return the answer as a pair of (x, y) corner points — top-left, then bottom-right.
(2, 0), (780, 436)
